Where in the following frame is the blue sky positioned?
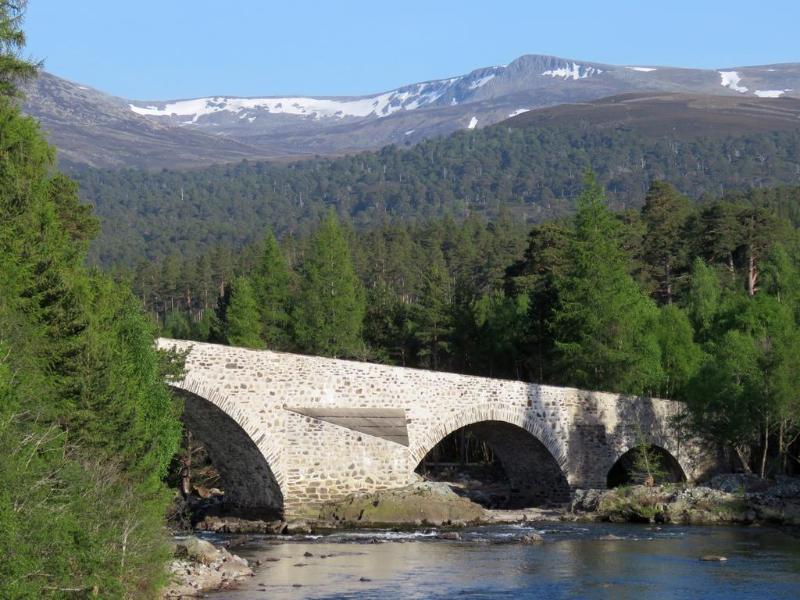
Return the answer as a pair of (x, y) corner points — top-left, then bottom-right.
(26, 0), (800, 99)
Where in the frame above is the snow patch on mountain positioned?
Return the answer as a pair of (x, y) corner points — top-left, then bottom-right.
(468, 116), (478, 129)
(719, 71), (748, 93)
(542, 63), (602, 80)
(754, 89), (790, 98)
(468, 73), (496, 90)
(129, 79), (463, 122)
(508, 108), (530, 117)
(626, 66), (657, 72)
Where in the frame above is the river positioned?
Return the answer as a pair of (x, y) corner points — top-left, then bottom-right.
(207, 522), (800, 599)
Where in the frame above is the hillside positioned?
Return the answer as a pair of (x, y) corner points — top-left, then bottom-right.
(25, 55), (800, 169)
(74, 92), (800, 266)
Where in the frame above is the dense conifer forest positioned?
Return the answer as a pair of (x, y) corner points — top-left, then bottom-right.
(148, 181), (800, 477)
(74, 123), (800, 266)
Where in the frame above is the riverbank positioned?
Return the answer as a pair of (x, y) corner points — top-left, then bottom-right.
(570, 474), (800, 526)
(165, 475), (800, 594)
(179, 475), (800, 535)
(162, 536), (253, 598)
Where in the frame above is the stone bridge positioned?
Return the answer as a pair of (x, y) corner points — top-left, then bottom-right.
(159, 339), (717, 518)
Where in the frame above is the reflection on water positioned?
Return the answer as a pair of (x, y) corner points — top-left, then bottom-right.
(208, 523), (800, 599)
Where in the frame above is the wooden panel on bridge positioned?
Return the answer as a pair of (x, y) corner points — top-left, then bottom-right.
(286, 407), (409, 446)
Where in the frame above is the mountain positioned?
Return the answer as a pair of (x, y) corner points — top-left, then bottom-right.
(24, 55), (800, 169)
(74, 91), (800, 266)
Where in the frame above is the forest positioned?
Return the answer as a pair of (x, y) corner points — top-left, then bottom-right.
(147, 181), (800, 478)
(3, 1), (800, 596)
(0, 3), (184, 597)
(74, 118), (800, 267)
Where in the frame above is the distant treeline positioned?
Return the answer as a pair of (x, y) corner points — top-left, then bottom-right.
(144, 180), (800, 477)
(74, 123), (800, 267)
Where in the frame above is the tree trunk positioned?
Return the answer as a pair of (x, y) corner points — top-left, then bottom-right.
(735, 446), (753, 474)
(664, 258), (672, 304)
(779, 419), (786, 475)
(180, 434), (193, 498)
(760, 416), (769, 478)
(747, 252), (758, 297)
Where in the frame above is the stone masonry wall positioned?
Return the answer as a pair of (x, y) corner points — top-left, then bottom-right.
(159, 338), (718, 517)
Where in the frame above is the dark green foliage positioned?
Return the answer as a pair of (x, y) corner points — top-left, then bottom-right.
(132, 171), (800, 475)
(640, 181), (694, 303)
(550, 174), (663, 394)
(251, 229), (293, 349)
(293, 211), (366, 358)
(411, 253), (453, 370)
(72, 122), (800, 268)
(0, 10), (182, 592)
(225, 276), (264, 349)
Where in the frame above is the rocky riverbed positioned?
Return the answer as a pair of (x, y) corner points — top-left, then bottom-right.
(180, 475), (800, 534)
(570, 474), (800, 526)
(165, 475), (800, 595)
(162, 536), (253, 598)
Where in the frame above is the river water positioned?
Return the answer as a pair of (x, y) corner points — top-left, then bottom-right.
(208, 522), (800, 599)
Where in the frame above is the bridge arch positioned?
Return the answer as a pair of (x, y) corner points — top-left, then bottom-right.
(170, 379), (285, 517)
(606, 443), (688, 488)
(411, 406), (570, 506)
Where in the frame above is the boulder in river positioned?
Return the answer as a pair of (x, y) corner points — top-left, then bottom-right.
(163, 536), (253, 598)
(317, 482), (486, 526)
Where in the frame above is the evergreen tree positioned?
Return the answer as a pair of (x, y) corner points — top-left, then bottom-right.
(362, 280), (415, 365)
(251, 229), (293, 348)
(412, 251), (453, 370)
(550, 174), (664, 394)
(0, 8), (184, 594)
(506, 220), (571, 382)
(0, 1), (38, 97)
(225, 276), (264, 349)
(640, 181), (694, 304)
(293, 211), (365, 357)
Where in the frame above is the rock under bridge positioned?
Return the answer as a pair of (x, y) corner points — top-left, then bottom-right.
(159, 338), (717, 518)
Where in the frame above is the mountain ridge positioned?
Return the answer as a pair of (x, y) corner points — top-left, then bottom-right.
(23, 54), (800, 169)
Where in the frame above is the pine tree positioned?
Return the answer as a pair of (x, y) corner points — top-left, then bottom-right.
(506, 220), (571, 382)
(551, 173), (664, 394)
(293, 211), (365, 357)
(0, 1), (38, 97)
(251, 229), (292, 349)
(225, 276), (264, 349)
(412, 252), (453, 370)
(640, 181), (693, 304)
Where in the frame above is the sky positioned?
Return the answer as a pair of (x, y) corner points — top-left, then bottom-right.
(25, 0), (800, 100)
